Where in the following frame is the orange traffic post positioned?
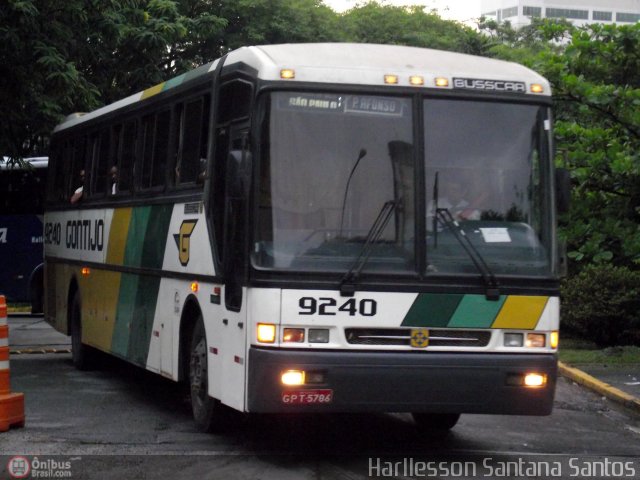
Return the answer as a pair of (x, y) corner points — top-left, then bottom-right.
(0, 295), (25, 431)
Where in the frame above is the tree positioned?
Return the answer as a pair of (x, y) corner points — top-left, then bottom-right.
(0, 0), (227, 161)
(479, 19), (640, 270)
(340, 2), (489, 55)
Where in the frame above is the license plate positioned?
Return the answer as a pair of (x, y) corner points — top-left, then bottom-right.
(282, 389), (333, 405)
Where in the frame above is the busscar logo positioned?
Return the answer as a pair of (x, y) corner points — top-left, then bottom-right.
(173, 220), (198, 266)
(453, 77), (527, 93)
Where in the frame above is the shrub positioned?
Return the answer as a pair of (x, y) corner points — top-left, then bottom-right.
(561, 264), (640, 347)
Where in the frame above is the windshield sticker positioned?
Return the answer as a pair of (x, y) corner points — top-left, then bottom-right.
(480, 227), (512, 243)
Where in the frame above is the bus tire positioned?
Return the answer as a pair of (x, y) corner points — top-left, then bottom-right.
(189, 315), (227, 433)
(70, 291), (94, 370)
(411, 413), (460, 432)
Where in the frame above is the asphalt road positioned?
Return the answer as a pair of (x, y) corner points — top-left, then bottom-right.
(2, 316), (640, 479)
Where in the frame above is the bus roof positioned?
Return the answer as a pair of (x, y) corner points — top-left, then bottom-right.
(54, 43), (551, 133)
(1, 157), (48, 170)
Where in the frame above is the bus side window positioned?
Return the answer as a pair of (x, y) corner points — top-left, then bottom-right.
(92, 129), (110, 196)
(116, 120), (137, 194)
(141, 110), (171, 191)
(175, 94), (210, 186)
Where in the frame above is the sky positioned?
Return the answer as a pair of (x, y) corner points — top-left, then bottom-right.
(322, 0), (483, 23)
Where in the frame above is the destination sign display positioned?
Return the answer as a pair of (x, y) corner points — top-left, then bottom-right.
(279, 93), (406, 117)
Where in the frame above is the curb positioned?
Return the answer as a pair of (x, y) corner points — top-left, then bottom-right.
(558, 361), (640, 414)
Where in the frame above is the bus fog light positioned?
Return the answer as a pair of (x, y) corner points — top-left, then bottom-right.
(504, 332), (523, 347)
(308, 329), (329, 343)
(257, 323), (276, 343)
(283, 328), (305, 343)
(524, 373), (547, 387)
(526, 333), (545, 348)
(281, 370), (305, 386)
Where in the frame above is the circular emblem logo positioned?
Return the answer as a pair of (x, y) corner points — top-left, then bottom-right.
(7, 456), (31, 479)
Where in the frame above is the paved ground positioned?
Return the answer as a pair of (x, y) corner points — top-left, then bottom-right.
(2, 314), (640, 480)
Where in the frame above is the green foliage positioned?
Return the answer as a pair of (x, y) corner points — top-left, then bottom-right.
(482, 20), (640, 272)
(340, 2), (488, 54)
(561, 264), (640, 347)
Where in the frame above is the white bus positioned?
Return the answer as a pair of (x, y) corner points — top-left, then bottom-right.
(45, 43), (562, 432)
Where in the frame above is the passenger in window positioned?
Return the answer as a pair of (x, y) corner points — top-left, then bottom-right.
(70, 169), (85, 204)
(197, 158), (208, 185)
(109, 165), (118, 195)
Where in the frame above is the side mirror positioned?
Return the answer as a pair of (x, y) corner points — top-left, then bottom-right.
(555, 168), (571, 214)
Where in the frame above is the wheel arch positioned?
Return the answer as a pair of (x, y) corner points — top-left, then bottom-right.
(178, 294), (203, 383)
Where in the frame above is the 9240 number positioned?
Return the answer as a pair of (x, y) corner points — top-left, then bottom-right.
(298, 297), (377, 316)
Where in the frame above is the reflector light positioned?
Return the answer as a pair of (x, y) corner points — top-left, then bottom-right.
(280, 69), (295, 79)
(308, 329), (330, 343)
(550, 331), (559, 349)
(384, 74), (399, 85)
(257, 323), (276, 343)
(435, 77), (449, 87)
(283, 328), (305, 343)
(524, 373), (547, 387)
(526, 333), (545, 348)
(190, 282), (199, 293)
(281, 370), (305, 386)
(504, 332), (524, 347)
(409, 75), (424, 86)
(530, 83), (544, 93)
(81, 267), (91, 277)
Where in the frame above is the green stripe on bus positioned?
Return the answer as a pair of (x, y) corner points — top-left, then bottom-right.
(401, 293), (508, 328)
(111, 205), (173, 364)
(401, 293), (463, 328)
(447, 294), (506, 328)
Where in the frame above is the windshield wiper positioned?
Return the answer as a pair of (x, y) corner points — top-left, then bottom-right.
(339, 200), (396, 296)
(435, 208), (500, 300)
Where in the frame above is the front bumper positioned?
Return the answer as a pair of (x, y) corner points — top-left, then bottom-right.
(247, 348), (557, 414)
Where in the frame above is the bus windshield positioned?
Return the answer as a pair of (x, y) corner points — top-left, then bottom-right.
(254, 91), (552, 278)
(255, 92), (415, 274)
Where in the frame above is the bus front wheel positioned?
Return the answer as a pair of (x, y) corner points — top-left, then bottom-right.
(411, 413), (460, 432)
(70, 291), (95, 370)
(189, 316), (228, 433)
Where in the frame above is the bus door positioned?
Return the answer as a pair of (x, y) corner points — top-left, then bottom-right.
(211, 78), (253, 410)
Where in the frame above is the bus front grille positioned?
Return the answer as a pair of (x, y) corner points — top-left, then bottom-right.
(344, 328), (492, 347)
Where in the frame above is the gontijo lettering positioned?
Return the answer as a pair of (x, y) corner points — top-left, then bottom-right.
(65, 219), (104, 251)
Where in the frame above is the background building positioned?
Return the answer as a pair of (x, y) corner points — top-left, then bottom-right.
(481, 0), (640, 27)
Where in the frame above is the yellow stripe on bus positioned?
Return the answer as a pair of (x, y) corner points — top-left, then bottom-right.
(491, 296), (549, 330)
(106, 208), (132, 265)
(141, 83), (165, 100)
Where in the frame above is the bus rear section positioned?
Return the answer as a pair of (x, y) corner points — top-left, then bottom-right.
(0, 157), (47, 312)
